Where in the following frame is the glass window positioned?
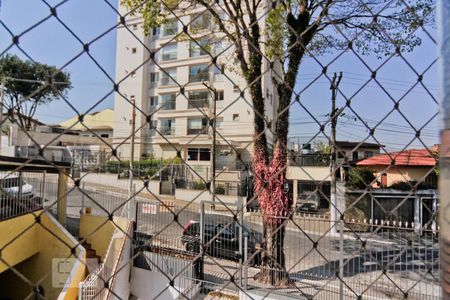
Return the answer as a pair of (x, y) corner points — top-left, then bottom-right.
(216, 90), (224, 101)
(160, 94), (176, 110)
(162, 20), (178, 36)
(187, 148), (210, 161)
(216, 117), (223, 128)
(233, 114), (239, 121)
(188, 91), (209, 108)
(190, 39), (208, 57)
(161, 68), (177, 86)
(189, 64), (210, 82)
(150, 72), (159, 86)
(162, 43), (177, 61)
(152, 27), (160, 37)
(160, 119), (174, 135)
(149, 96), (158, 109)
(188, 118), (208, 134)
(214, 65), (223, 81)
(188, 148), (199, 161)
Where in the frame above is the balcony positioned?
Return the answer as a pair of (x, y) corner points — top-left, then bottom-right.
(188, 99), (209, 109)
(187, 127), (208, 135)
(159, 127), (175, 135)
(160, 77), (177, 86)
(160, 101), (176, 111)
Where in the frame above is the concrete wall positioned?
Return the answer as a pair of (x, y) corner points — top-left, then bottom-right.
(370, 166), (433, 186)
(286, 165), (330, 181)
(0, 212), (86, 299)
(79, 214), (116, 259)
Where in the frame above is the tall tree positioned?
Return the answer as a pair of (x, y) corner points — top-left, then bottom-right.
(122, 0), (434, 285)
(0, 54), (72, 130)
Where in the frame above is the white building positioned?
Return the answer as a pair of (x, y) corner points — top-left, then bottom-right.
(113, 1), (278, 172)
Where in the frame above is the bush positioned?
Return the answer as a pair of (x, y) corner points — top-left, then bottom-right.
(389, 180), (436, 191)
(192, 181), (206, 190)
(104, 157), (181, 175)
(215, 185), (225, 195)
(346, 167), (375, 190)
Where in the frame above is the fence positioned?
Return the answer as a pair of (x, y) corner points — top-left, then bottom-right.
(0, 0), (445, 299)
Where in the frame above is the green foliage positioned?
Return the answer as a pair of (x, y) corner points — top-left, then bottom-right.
(192, 181), (206, 190)
(104, 157), (182, 175)
(0, 54), (71, 129)
(266, 5), (285, 59)
(346, 167), (375, 190)
(215, 185), (225, 195)
(389, 180), (436, 191)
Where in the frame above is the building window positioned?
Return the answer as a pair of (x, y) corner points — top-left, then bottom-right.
(233, 114), (239, 121)
(190, 13), (211, 32)
(214, 66), (223, 81)
(216, 117), (223, 128)
(160, 94), (176, 110)
(100, 134), (110, 138)
(188, 118), (208, 135)
(130, 71), (136, 78)
(190, 39), (208, 57)
(189, 64), (210, 82)
(150, 72), (159, 86)
(188, 91), (209, 108)
(162, 20), (178, 36)
(152, 27), (160, 37)
(149, 96), (159, 108)
(161, 43), (177, 61)
(188, 148), (210, 161)
(352, 151), (359, 161)
(233, 85), (239, 92)
(131, 47), (137, 54)
(160, 119), (174, 135)
(132, 24), (138, 30)
(216, 90), (224, 101)
(161, 68), (177, 86)
(364, 151), (374, 158)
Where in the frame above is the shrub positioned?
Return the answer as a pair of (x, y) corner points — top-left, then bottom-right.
(192, 181), (206, 190)
(346, 167), (375, 190)
(215, 185), (225, 195)
(389, 180), (436, 191)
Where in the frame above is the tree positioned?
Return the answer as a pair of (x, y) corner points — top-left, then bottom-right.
(0, 54), (71, 130)
(122, 0), (434, 285)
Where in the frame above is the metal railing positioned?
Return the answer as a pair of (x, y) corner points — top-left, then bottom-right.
(79, 220), (133, 300)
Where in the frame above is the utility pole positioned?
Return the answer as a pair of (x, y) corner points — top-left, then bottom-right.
(203, 82), (216, 209)
(0, 80), (4, 154)
(128, 97), (136, 220)
(330, 72), (343, 234)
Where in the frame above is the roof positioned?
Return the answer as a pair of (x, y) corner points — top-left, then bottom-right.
(59, 108), (114, 131)
(356, 148), (437, 167)
(336, 141), (382, 149)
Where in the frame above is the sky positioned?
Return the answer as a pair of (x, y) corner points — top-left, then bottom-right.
(0, 0), (440, 152)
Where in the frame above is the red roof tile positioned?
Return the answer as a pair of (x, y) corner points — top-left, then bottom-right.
(356, 148), (437, 167)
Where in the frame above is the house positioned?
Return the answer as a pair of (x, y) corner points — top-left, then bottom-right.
(58, 108), (114, 138)
(356, 147), (438, 188)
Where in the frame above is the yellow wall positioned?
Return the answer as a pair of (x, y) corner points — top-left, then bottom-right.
(0, 212), (86, 299)
(59, 108), (114, 131)
(371, 166), (433, 186)
(79, 214), (116, 259)
(0, 212), (40, 274)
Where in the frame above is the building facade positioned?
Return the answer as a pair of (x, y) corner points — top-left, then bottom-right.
(113, 2), (278, 171)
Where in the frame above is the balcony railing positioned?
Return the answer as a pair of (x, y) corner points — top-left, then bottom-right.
(159, 127), (175, 135)
(189, 73), (210, 83)
(161, 77), (177, 86)
(160, 101), (176, 110)
(187, 127), (208, 135)
(188, 99), (209, 109)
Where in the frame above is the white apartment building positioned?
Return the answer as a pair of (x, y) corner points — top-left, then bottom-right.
(113, 1), (278, 171)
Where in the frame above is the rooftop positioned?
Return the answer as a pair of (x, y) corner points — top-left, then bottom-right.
(356, 148), (437, 167)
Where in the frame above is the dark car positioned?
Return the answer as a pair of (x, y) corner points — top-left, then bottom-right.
(181, 216), (262, 266)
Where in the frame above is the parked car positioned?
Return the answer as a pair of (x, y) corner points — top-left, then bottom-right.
(296, 191), (319, 212)
(0, 175), (34, 199)
(181, 216), (262, 266)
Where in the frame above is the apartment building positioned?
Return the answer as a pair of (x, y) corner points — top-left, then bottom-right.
(113, 1), (278, 171)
